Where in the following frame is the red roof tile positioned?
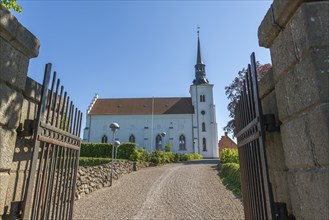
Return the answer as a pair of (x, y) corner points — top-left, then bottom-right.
(89, 97), (194, 115)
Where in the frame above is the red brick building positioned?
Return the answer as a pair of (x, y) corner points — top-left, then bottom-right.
(218, 132), (237, 153)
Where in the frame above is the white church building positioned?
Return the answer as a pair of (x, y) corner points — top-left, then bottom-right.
(83, 33), (219, 158)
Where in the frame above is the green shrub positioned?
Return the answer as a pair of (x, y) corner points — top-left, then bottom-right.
(220, 148), (239, 164)
(149, 150), (165, 164)
(220, 162), (241, 197)
(117, 142), (137, 159)
(164, 143), (172, 152)
(79, 157), (111, 166)
(138, 147), (150, 162)
(80, 142), (137, 159)
(129, 150), (141, 161)
(164, 152), (175, 163)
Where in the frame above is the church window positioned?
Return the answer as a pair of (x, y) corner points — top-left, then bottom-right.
(202, 122), (206, 132)
(156, 134), (162, 150)
(202, 138), (207, 151)
(129, 134), (135, 143)
(101, 135), (108, 143)
(200, 95), (206, 102)
(179, 135), (186, 150)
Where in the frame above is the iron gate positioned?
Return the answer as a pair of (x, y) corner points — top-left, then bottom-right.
(235, 53), (274, 220)
(21, 64), (82, 220)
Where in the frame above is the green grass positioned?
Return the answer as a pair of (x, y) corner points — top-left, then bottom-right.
(219, 162), (242, 197)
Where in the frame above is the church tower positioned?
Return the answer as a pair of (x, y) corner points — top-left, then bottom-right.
(190, 30), (219, 158)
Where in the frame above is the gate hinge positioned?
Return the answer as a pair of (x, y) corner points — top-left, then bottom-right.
(274, 203), (295, 220)
(17, 119), (35, 138)
(262, 114), (280, 132)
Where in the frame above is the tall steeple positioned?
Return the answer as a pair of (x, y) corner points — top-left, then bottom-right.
(193, 28), (209, 85)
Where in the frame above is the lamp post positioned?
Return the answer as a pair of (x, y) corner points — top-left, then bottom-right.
(114, 140), (121, 162)
(109, 122), (119, 186)
(161, 132), (166, 164)
(161, 132), (166, 151)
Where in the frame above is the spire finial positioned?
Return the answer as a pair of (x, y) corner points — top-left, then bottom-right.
(197, 25), (200, 37)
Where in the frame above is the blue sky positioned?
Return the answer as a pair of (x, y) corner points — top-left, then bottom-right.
(14, 0), (272, 139)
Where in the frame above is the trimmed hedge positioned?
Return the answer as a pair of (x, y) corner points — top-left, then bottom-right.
(220, 163), (241, 196)
(79, 157), (111, 166)
(80, 142), (136, 159)
(129, 149), (203, 165)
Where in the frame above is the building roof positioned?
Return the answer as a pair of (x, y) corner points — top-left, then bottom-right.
(88, 97), (194, 115)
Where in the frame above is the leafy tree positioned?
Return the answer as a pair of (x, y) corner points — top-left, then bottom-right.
(224, 62), (272, 135)
(1, 0), (22, 13)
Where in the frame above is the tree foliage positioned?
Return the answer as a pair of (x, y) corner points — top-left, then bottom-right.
(1, 0), (22, 13)
(224, 62), (272, 135)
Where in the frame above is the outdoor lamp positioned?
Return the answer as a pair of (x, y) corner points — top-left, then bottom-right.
(109, 122), (120, 186)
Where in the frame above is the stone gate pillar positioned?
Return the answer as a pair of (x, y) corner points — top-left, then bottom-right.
(0, 5), (39, 218)
(258, 1), (328, 219)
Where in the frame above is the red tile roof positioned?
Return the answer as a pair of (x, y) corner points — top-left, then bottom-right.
(89, 97), (194, 115)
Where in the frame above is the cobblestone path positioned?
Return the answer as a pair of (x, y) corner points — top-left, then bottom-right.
(73, 159), (244, 220)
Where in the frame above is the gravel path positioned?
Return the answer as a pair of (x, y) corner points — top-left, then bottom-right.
(73, 159), (244, 220)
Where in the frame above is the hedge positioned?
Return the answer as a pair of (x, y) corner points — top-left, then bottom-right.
(220, 148), (239, 164)
(129, 149), (203, 165)
(79, 157), (111, 166)
(219, 162), (241, 196)
(80, 142), (136, 159)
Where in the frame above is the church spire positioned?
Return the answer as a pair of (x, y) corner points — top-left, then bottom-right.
(193, 28), (209, 85)
(197, 30), (203, 64)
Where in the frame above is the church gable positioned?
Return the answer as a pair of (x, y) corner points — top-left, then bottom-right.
(88, 97), (194, 115)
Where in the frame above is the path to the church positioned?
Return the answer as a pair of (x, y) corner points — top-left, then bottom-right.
(73, 159), (244, 220)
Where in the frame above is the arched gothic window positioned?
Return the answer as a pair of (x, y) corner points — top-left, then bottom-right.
(129, 134), (135, 143)
(101, 135), (108, 143)
(179, 135), (186, 150)
(156, 134), (162, 150)
(203, 138), (207, 151)
(202, 122), (206, 132)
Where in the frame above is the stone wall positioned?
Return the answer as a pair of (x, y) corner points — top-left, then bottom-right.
(0, 5), (40, 219)
(76, 161), (133, 200)
(258, 1), (329, 219)
(75, 161), (153, 200)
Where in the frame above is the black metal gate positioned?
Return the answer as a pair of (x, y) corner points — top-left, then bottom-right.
(21, 64), (82, 220)
(235, 53), (274, 220)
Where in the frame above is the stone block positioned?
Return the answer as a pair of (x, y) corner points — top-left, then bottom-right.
(0, 83), (24, 129)
(258, 0), (303, 48)
(0, 39), (29, 90)
(23, 77), (42, 103)
(290, 2), (329, 59)
(0, 172), (10, 216)
(287, 168), (329, 220)
(281, 104), (329, 169)
(268, 169), (292, 213)
(0, 128), (16, 170)
(14, 22), (40, 58)
(258, 69), (275, 99)
(271, 0), (303, 28)
(0, 5), (40, 58)
(269, 2), (329, 79)
(265, 132), (286, 171)
(270, 24), (297, 79)
(275, 48), (329, 121)
(0, 5), (18, 41)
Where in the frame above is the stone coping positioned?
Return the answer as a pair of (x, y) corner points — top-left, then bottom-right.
(258, 0), (305, 48)
(0, 5), (40, 58)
